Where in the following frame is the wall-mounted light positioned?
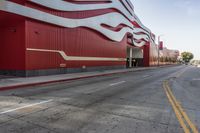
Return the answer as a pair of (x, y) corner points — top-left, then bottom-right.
(34, 31), (40, 35)
(60, 63), (66, 68)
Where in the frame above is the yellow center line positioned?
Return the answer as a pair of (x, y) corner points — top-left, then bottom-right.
(166, 82), (199, 133)
(163, 80), (199, 133)
(163, 81), (190, 133)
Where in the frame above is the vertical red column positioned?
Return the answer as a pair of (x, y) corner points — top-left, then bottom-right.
(143, 42), (150, 67)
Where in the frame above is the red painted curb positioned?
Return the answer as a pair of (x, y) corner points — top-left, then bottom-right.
(0, 69), (138, 91)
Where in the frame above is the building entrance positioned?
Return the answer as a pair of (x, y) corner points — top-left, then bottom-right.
(127, 47), (144, 68)
(132, 48), (144, 67)
(126, 47), (132, 68)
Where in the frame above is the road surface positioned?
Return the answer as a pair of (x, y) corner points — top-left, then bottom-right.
(0, 65), (199, 133)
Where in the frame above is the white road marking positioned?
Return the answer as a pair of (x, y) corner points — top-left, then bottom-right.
(142, 75), (150, 78)
(0, 99), (53, 115)
(192, 78), (200, 81)
(109, 81), (126, 86)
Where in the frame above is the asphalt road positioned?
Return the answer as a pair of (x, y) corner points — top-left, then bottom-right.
(0, 65), (199, 133)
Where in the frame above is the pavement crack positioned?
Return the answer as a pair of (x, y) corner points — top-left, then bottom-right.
(96, 109), (170, 126)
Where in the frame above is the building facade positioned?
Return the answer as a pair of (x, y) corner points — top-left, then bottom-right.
(0, 0), (178, 76)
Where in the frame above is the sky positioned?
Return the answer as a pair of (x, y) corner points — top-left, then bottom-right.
(131, 0), (200, 59)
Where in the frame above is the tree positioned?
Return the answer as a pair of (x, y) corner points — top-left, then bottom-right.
(181, 52), (194, 63)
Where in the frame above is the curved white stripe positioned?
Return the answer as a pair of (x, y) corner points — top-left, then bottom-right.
(0, 1), (134, 42)
(133, 15), (156, 43)
(133, 14), (156, 43)
(133, 34), (149, 42)
(121, 0), (134, 15)
(27, 48), (126, 61)
(74, 0), (111, 1)
(133, 28), (151, 40)
(133, 28), (150, 35)
(133, 14), (151, 34)
(126, 0), (134, 10)
(132, 40), (146, 47)
(0, 1), (151, 46)
(30, 0), (135, 21)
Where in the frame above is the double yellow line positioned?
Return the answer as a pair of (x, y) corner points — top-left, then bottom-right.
(163, 80), (199, 133)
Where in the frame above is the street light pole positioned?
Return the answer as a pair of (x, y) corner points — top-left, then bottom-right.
(158, 36), (160, 66)
(158, 35), (164, 67)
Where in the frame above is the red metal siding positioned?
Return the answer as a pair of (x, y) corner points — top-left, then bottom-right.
(0, 12), (26, 70)
(26, 20), (127, 70)
(22, 1), (128, 70)
(143, 43), (150, 67)
(1, 0), (171, 74)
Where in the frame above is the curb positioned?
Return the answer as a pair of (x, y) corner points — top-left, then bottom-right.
(0, 65), (178, 91)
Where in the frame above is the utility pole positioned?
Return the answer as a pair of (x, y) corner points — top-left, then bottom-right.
(158, 35), (164, 66)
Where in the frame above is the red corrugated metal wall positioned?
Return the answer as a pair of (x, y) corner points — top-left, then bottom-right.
(143, 43), (150, 67)
(24, 1), (127, 70)
(0, 12), (26, 70)
(25, 20), (127, 70)
(1, 1), (155, 72)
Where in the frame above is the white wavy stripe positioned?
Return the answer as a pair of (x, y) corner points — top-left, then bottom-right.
(31, 0), (152, 39)
(30, 0), (135, 22)
(133, 28), (149, 35)
(74, 0), (111, 1)
(132, 14), (155, 43)
(121, 0), (134, 15)
(132, 40), (146, 47)
(133, 34), (149, 42)
(0, 1), (150, 46)
(27, 48), (126, 61)
(126, 0), (134, 10)
(0, 1), (135, 42)
(133, 14), (151, 34)
(133, 28), (151, 40)
(133, 15), (156, 43)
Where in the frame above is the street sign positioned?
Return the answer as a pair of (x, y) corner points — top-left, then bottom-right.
(159, 41), (163, 50)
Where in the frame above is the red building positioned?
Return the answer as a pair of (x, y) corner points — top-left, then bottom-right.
(0, 0), (178, 76)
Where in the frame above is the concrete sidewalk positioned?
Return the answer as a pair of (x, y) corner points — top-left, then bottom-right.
(0, 67), (158, 91)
